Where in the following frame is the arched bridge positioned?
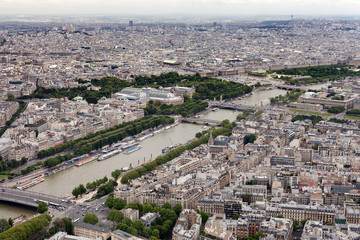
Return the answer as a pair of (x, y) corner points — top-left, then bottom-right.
(212, 103), (255, 111)
(179, 118), (222, 126)
(0, 187), (70, 209)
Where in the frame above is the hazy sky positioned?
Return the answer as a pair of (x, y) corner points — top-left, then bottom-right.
(0, 0), (360, 16)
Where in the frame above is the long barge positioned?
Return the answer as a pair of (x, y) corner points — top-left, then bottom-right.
(16, 177), (44, 190)
(98, 149), (122, 161)
(75, 156), (98, 166)
(124, 145), (142, 154)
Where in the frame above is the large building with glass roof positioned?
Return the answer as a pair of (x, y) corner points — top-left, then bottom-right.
(112, 87), (184, 105)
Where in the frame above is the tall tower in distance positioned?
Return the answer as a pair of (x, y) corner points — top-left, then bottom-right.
(129, 20), (134, 27)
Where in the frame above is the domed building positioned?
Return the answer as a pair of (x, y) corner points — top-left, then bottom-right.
(113, 87), (184, 105)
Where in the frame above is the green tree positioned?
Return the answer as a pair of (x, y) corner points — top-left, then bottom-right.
(254, 231), (264, 240)
(105, 194), (114, 208)
(293, 220), (299, 229)
(173, 203), (182, 215)
(196, 210), (209, 224)
(162, 203), (171, 209)
(128, 227), (138, 236)
(221, 119), (230, 128)
(143, 227), (152, 237)
(113, 198), (127, 210)
(124, 217), (133, 227)
(276, 214), (284, 218)
(0, 214), (51, 240)
(79, 184), (87, 194)
(0, 219), (10, 233)
(83, 213), (98, 225)
(143, 203), (154, 214)
(152, 229), (160, 238)
(37, 202), (48, 214)
(7, 218), (12, 227)
(126, 202), (142, 211)
(132, 220), (144, 234)
(149, 237), (158, 240)
(111, 169), (122, 180)
(72, 187), (81, 198)
(107, 210), (122, 225)
(301, 218), (310, 227)
(244, 134), (256, 145)
(63, 218), (74, 235)
(20, 157), (27, 165)
(327, 106), (345, 114)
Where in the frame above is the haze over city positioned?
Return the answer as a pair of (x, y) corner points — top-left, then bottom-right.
(4, 0), (360, 239)
(0, 0), (360, 16)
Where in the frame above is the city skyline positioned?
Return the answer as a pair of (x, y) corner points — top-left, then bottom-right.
(0, 0), (360, 16)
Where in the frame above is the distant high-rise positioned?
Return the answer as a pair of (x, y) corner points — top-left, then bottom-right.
(129, 20), (133, 27)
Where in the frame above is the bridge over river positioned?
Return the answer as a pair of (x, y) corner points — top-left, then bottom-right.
(0, 187), (70, 209)
(179, 117), (222, 126)
(211, 102), (257, 111)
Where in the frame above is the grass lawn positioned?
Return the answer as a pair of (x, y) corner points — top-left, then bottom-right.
(345, 115), (360, 120)
(0, 174), (10, 180)
(290, 109), (334, 116)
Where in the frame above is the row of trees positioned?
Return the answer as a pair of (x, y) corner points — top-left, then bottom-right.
(236, 110), (253, 121)
(0, 214), (52, 240)
(27, 72), (253, 105)
(39, 115), (174, 160)
(105, 194), (183, 215)
(96, 180), (117, 198)
(346, 109), (360, 116)
(0, 157), (27, 173)
(268, 65), (360, 85)
(43, 154), (73, 169)
(121, 126), (233, 184)
(270, 89), (304, 105)
(328, 118), (348, 124)
(327, 106), (345, 113)
(26, 77), (130, 104)
(291, 115), (324, 125)
(86, 176), (108, 190)
(32, 217), (73, 240)
(72, 176), (117, 199)
(0, 158), (43, 181)
(134, 72), (253, 101)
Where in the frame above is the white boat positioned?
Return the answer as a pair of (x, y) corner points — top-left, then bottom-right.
(98, 149), (122, 161)
(121, 141), (138, 150)
(137, 133), (153, 141)
(153, 127), (166, 135)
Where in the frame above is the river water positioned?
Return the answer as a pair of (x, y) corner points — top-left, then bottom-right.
(0, 202), (36, 219)
(0, 83), (329, 218)
(235, 89), (287, 106)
